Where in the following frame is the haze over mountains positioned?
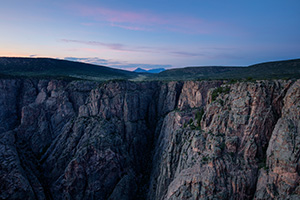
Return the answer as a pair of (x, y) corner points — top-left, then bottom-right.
(0, 57), (299, 81)
(134, 67), (166, 73)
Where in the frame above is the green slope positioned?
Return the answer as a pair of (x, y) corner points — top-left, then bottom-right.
(0, 57), (138, 81)
(150, 58), (300, 80)
(0, 57), (299, 81)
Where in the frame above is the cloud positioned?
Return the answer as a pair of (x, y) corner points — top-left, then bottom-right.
(61, 39), (130, 52)
(76, 6), (215, 34)
(110, 23), (149, 31)
(61, 39), (158, 53)
(63, 56), (171, 71)
(64, 57), (122, 66)
(61, 39), (207, 58)
(171, 51), (205, 57)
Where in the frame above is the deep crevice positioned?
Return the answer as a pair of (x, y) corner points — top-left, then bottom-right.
(2, 79), (298, 200)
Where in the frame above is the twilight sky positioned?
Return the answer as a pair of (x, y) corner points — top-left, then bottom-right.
(1, 0), (299, 70)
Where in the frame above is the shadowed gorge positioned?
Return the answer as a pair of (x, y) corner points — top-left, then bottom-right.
(0, 77), (299, 199)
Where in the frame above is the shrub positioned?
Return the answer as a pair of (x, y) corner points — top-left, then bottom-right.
(228, 79), (238, 84)
(211, 89), (220, 101)
(190, 124), (196, 130)
(202, 156), (209, 162)
(219, 142), (226, 151)
(211, 86), (230, 101)
(218, 99), (224, 106)
(246, 77), (253, 81)
(195, 108), (204, 127)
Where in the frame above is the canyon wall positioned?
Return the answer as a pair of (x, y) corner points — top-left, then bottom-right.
(0, 79), (299, 199)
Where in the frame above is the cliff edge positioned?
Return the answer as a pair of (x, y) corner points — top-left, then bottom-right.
(0, 79), (299, 199)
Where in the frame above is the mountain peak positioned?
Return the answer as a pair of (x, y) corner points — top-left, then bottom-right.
(134, 67), (166, 73)
(134, 68), (148, 73)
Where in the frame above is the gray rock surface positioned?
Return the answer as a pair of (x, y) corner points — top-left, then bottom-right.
(0, 79), (299, 200)
(148, 80), (299, 200)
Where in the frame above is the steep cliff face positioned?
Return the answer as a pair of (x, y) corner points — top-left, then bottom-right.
(254, 80), (300, 199)
(0, 79), (184, 200)
(0, 79), (299, 200)
(148, 80), (300, 200)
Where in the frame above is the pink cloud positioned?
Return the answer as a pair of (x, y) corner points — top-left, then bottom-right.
(61, 39), (161, 54)
(171, 51), (204, 57)
(80, 7), (168, 24)
(61, 39), (130, 52)
(0, 51), (29, 57)
(80, 48), (100, 53)
(61, 39), (212, 58)
(110, 23), (150, 31)
(76, 6), (213, 34)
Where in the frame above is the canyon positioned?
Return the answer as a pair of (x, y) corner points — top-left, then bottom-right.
(0, 78), (299, 199)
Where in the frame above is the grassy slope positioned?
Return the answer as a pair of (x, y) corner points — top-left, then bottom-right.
(150, 58), (300, 80)
(0, 57), (299, 81)
(0, 57), (138, 81)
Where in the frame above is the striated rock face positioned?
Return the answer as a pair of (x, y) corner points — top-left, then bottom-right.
(0, 79), (299, 200)
(254, 80), (300, 199)
(148, 80), (299, 200)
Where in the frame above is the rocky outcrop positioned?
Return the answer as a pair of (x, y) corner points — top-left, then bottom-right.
(0, 79), (97, 200)
(148, 80), (299, 200)
(254, 80), (300, 199)
(0, 79), (299, 200)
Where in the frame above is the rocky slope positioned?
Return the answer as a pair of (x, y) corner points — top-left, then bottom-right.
(0, 78), (299, 199)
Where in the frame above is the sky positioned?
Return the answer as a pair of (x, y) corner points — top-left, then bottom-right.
(1, 0), (299, 70)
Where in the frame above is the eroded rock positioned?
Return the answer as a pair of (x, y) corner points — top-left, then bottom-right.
(0, 79), (299, 200)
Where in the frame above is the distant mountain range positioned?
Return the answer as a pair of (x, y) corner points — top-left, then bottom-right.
(134, 67), (165, 73)
(0, 57), (299, 81)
